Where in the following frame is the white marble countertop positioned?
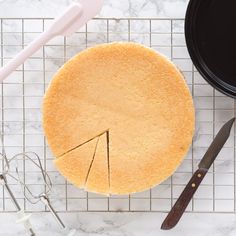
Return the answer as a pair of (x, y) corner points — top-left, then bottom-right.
(0, 0), (188, 18)
(0, 0), (236, 236)
(2, 212), (236, 236)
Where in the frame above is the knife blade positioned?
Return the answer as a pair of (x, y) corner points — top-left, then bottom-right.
(161, 117), (235, 230)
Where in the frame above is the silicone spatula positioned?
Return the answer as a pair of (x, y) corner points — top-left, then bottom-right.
(0, 0), (104, 82)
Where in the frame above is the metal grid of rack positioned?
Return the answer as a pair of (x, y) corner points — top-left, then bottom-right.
(0, 17), (235, 213)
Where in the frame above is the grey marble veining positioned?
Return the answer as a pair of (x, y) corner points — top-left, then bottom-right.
(0, 1), (236, 236)
(1, 212), (236, 236)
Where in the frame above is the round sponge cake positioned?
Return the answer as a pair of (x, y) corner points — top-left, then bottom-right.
(43, 42), (195, 195)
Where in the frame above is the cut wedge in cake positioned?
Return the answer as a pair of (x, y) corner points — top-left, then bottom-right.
(85, 132), (110, 195)
(43, 42), (195, 195)
(54, 138), (98, 188)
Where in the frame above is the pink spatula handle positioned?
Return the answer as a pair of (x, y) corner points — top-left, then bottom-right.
(0, 31), (51, 82)
(0, 3), (83, 82)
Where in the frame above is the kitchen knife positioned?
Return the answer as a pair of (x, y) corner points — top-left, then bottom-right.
(161, 117), (235, 230)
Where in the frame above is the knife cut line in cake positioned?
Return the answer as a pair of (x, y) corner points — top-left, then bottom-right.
(84, 130), (110, 190)
(106, 130), (110, 189)
(58, 129), (109, 157)
(84, 136), (100, 185)
(56, 129), (111, 192)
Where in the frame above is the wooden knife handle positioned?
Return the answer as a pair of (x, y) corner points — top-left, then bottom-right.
(161, 168), (208, 230)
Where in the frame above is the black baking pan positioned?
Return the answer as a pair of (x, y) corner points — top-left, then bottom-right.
(185, 0), (236, 98)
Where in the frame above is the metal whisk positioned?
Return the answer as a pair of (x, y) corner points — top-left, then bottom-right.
(8, 150), (77, 236)
(0, 133), (77, 236)
(0, 136), (35, 236)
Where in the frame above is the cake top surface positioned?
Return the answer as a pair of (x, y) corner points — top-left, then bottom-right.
(43, 42), (195, 195)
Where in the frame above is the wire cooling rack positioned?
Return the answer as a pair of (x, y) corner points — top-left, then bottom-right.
(0, 17), (235, 214)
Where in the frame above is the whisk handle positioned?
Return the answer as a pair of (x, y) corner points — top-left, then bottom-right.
(16, 210), (35, 236)
(0, 175), (35, 235)
(65, 228), (77, 236)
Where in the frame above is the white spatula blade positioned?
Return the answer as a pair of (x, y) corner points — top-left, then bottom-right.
(48, 3), (83, 36)
(63, 0), (104, 36)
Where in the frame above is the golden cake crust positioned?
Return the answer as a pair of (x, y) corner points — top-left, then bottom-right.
(43, 42), (195, 195)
